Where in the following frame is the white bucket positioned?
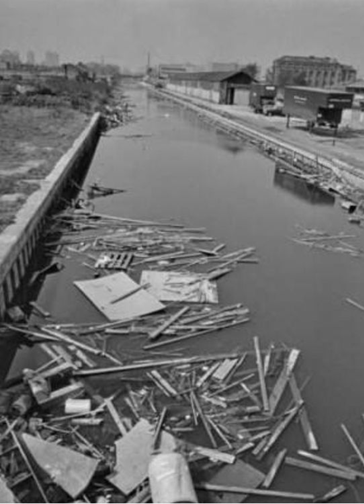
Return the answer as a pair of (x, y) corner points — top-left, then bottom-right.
(64, 398), (91, 414)
(148, 453), (198, 503)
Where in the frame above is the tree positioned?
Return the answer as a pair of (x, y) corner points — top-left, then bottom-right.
(265, 66), (274, 83)
(243, 62), (260, 80)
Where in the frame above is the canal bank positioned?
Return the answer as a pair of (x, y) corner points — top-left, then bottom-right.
(150, 85), (364, 192)
(4, 86), (364, 501)
(0, 112), (101, 318)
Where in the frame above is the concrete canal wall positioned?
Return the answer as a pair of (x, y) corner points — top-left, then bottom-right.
(0, 112), (101, 317)
(150, 86), (364, 189)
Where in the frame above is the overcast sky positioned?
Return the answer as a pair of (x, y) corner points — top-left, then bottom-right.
(0, 0), (363, 75)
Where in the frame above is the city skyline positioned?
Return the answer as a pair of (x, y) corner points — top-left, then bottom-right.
(0, 0), (363, 76)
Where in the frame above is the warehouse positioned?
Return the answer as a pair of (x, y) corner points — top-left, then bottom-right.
(166, 69), (254, 105)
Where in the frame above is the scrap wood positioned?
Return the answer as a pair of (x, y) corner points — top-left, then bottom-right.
(40, 327), (102, 356)
(191, 446), (235, 464)
(103, 396), (128, 436)
(4, 420), (49, 504)
(110, 282), (150, 305)
(196, 484), (314, 501)
(191, 391), (217, 448)
(21, 432), (99, 498)
(297, 450), (364, 479)
(29, 301), (50, 319)
(143, 316), (250, 351)
(149, 370), (180, 397)
(200, 458), (266, 503)
(107, 419), (176, 495)
(262, 448), (287, 488)
(253, 336), (269, 413)
(314, 485), (347, 503)
(285, 456), (356, 480)
(84, 351), (238, 375)
(269, 348), (300, 415)
(212, 358), (239, 382)
(149, 306), (189, 340)
(289, 375), (318, 450)
(196, 362), (221, 388)
(341, 423), (364, 469)
(345, 297), (364, 312)
(74, 272), (165, 321)
(152, 407), (167, 451)
(256, 403), (302, 460)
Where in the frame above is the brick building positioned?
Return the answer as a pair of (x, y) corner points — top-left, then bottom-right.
(272, 56), (356, 88)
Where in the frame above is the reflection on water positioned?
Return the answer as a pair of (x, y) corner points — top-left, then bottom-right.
(274, 169), (335, 206)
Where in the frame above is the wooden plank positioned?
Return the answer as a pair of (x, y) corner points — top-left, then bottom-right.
(21, 433), (99, 498)
(140, 270), (218, 304)
(149, 306), (189, 340)
(262, 448), (287, 488)
(150, 370), (179, 397)
(110, 283), (150, 305)
(285, 456), (356, 481)
(263, 343), (274, 376)
(269, 348), (300, 414)
(76, 352), (246, 377)
(197, 483), (314, 501)
(297, 450), (364, 479)
(341, 423), (364, 470)
(346, 298), (364, 312)
(289, 375), (318, 451)
(104, 397), (128, 436)
(74, 272), (165, 321)
(192, 446), (236, 464)
(196, 362), (220, 388)
(212, 359), (239, 382)
(256, 404), (300, 460)
(253, 336), (269, 412)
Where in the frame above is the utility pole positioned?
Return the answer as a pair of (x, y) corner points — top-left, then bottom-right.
(147, 51), (151, 74)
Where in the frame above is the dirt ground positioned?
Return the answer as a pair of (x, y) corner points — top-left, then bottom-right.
(0, 105), (88, 231)
(210, 103), (364, 172)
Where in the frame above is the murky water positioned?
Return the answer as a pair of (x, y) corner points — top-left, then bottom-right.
(9, 86), (364, 501)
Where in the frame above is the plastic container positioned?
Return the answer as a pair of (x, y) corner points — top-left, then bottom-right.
(64, 398), (91, 414)
(148, 453), (198, 503)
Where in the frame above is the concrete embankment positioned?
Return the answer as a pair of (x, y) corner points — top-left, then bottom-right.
(149, 86), (364, 191)
(0, 112), (101, 317)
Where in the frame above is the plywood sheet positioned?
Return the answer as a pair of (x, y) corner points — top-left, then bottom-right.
(74, 272), (165, 321)
(107, 419), (177, 495)
(208, 459), (265, 503)
(21, 433), (99, 498)
(140, 270), (218, 304)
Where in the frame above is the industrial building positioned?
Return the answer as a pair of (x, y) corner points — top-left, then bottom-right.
(272, 56), (356, 88)
(166, 69), (254, 105)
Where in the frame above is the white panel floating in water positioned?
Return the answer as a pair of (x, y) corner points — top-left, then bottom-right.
(74, 272), (165, 321)
(140, 270), (218, 303)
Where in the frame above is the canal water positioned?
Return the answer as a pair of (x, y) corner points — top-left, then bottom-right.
(9, 86), (364, 500)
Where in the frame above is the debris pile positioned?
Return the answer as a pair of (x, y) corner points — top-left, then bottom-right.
(292, 226), (363, 257)
(1, 208), (364, 502)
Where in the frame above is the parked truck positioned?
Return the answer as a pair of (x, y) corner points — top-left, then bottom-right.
(283, 86), (354, 129)
(249, 83), (281, 114)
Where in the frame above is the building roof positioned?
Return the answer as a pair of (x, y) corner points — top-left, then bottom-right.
(274, 55), (355, 70)
(346, 79), (364, 89)
(285, 85), (354, 95)
(168, 69), (252, 82)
